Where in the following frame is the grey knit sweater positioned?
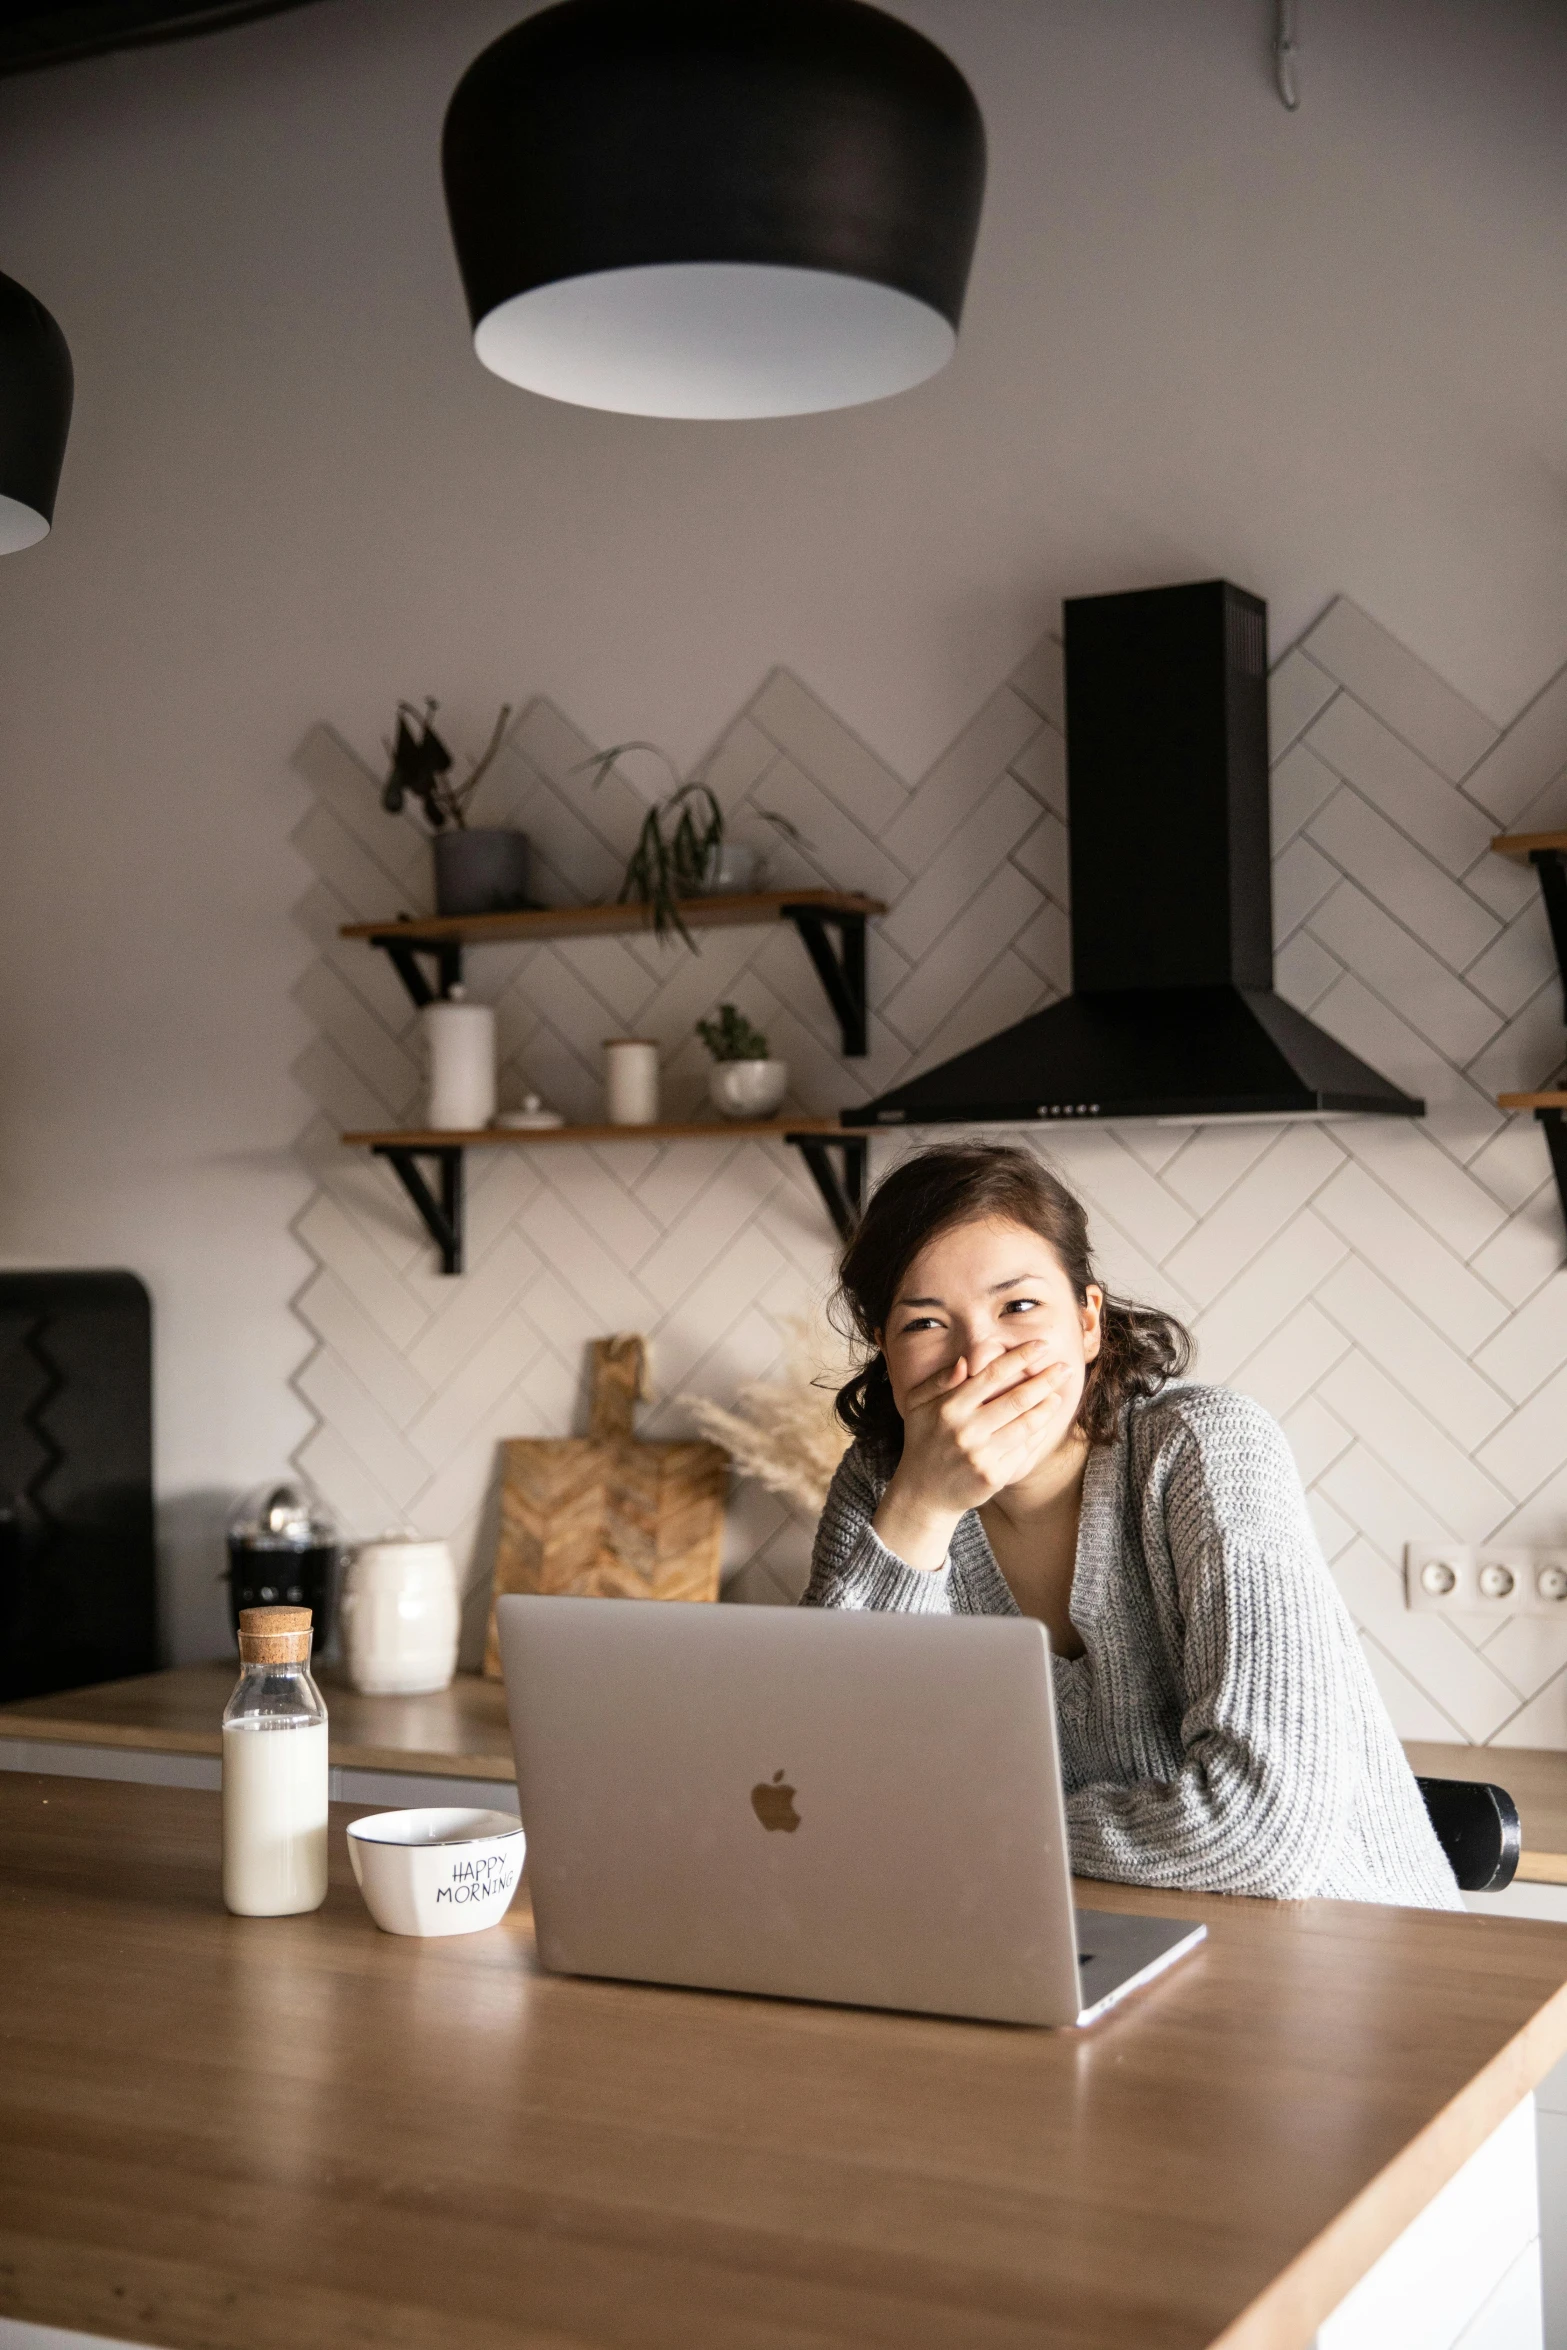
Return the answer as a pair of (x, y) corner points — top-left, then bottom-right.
(802, 1382), (1461, 1910)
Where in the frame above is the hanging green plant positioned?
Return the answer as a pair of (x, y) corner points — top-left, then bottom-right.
(576, 740), (804, 950)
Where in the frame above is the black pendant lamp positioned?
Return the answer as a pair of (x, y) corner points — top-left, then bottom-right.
(0, 272), (71, 553)
(442, 0), (986, 420)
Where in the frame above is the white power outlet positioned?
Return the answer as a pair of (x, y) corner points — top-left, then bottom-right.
(1405, 1544), (1567, 1616)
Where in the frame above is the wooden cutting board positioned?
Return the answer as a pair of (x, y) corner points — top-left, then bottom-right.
(481, 1335), (728, 1676)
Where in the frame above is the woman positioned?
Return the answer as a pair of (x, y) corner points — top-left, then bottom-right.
(804, 1143), (1460, 1909)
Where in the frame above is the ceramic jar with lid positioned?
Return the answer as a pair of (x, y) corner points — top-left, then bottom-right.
(423, 986), (497, 1131)
(603, 1037), (660, 1125)
(338, 1537), (461, 1696)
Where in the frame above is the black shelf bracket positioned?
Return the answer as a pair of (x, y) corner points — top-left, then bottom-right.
(1523, 850), (1567, 1245)
(375, 1145), (464, 1276)
(786, 1131), (869, 1245)
(369, 934), (464, 1010)
(783, 905), (869, 1056)
(370, 909), (870, 1045)
(1530, 848), (1567, 1021)
(1535, 1106), (1567, 1237)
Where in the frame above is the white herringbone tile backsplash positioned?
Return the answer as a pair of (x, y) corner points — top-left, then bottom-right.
(288, 598), (1567, 1748)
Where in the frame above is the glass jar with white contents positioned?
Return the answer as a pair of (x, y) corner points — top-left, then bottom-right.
(222, 1605), (329, 1917)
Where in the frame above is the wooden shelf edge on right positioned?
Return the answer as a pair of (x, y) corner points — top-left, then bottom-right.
(1497, 1093), (1567, 1111)
(1491, 831), (1567, 862)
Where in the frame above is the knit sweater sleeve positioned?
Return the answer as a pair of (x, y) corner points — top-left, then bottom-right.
(800, 1442), (957, 1613)
(1064, 1391), (1384, 1900)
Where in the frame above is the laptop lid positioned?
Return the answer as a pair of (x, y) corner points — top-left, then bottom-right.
(498, 1595), (1087, 2027)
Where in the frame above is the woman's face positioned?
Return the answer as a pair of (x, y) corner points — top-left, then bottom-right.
(878, 1215), (1103, 1429)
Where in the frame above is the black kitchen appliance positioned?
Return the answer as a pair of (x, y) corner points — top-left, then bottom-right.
(852, 579), (1423, 1129)
(0, 1269), (156, 1702)
(225, 1483), (339, 1645)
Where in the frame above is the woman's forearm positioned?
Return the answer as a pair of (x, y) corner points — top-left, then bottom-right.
(870, 1473), (963, 1574)
(1063, 1744), (1338, 1902)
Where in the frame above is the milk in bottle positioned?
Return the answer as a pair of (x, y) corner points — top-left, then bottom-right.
(222, 1605), (329, 1916)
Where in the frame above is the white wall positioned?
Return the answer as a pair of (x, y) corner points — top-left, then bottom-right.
(0, 0), (1562, 1671)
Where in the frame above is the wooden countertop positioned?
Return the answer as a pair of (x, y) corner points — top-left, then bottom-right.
(4, 1776), (1567, 2350)
(0, 1662), (517, 1782)
(11, 1675), (1567, 1886)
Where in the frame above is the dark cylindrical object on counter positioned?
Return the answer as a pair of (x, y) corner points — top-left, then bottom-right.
(225, 1484), (339, 1645)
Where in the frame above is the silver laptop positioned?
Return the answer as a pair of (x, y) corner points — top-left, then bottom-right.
(497, 1595), (1205, 2029)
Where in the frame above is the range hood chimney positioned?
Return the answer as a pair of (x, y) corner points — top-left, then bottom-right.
(854, 579), (1423, 1129)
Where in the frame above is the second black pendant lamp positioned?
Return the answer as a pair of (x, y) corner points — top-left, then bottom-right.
(0, 271), (72, 552)
(441, 0), (986, 419)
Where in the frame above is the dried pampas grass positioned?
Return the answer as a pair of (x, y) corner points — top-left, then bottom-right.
(682, 1322), (853, 1515)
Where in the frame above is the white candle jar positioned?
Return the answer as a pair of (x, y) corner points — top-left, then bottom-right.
(423, 989), (497, 1131)
(338, 1538), (461, 1696)
(603, 1037), (660, 1125)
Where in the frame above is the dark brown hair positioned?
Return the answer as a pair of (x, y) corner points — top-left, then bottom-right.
(832, 1143), (1191, 1454)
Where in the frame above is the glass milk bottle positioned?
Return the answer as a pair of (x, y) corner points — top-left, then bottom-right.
(222, 1605), (329, 1916)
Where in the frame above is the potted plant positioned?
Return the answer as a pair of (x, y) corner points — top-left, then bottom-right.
(680, 1318), (851, 1514)
(380, 698), (526, 916)
(696, 1003), (789, 1121)
(576, 740), (802, 948)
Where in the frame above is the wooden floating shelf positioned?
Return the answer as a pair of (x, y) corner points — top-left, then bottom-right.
(342, 891), (889, 1269)
(339, 889), (886, 948)
(345, 888), (882, 1062)
(342, 1117), (864, 1149)
(1496, 1093), (1567, 1112)
(1490, 831), (1567, 862)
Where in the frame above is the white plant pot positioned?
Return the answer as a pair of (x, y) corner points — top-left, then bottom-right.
(709, 1059), (789, 1120)
(697, 842), (759, 895)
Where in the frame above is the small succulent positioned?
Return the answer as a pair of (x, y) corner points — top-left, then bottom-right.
(697, 1004), (772, 1063)
(381, 698), (513, 832)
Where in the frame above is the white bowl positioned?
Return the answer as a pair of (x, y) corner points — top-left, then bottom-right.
(709, 1058), (789, 1120)
(346, 1807), (525, 1937)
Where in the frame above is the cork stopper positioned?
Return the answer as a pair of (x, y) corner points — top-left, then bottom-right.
(238, 1605), (313, 1665)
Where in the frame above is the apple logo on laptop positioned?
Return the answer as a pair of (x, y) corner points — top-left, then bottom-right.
(751, 1770), (800, 1833)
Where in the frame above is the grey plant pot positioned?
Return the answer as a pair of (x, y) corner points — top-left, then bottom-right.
(432, 828), (531, 916)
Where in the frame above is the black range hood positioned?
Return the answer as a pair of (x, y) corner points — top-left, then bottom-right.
(853, 578), (1424, 1128)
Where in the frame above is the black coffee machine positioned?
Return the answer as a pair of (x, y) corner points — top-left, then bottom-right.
(226, 1484), (339, 1645)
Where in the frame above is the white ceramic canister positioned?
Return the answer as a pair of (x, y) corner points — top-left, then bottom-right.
(423, 986), (496, 1130)
(603, 1037), (660, 1125)
(338, 1537), (460, 1696)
